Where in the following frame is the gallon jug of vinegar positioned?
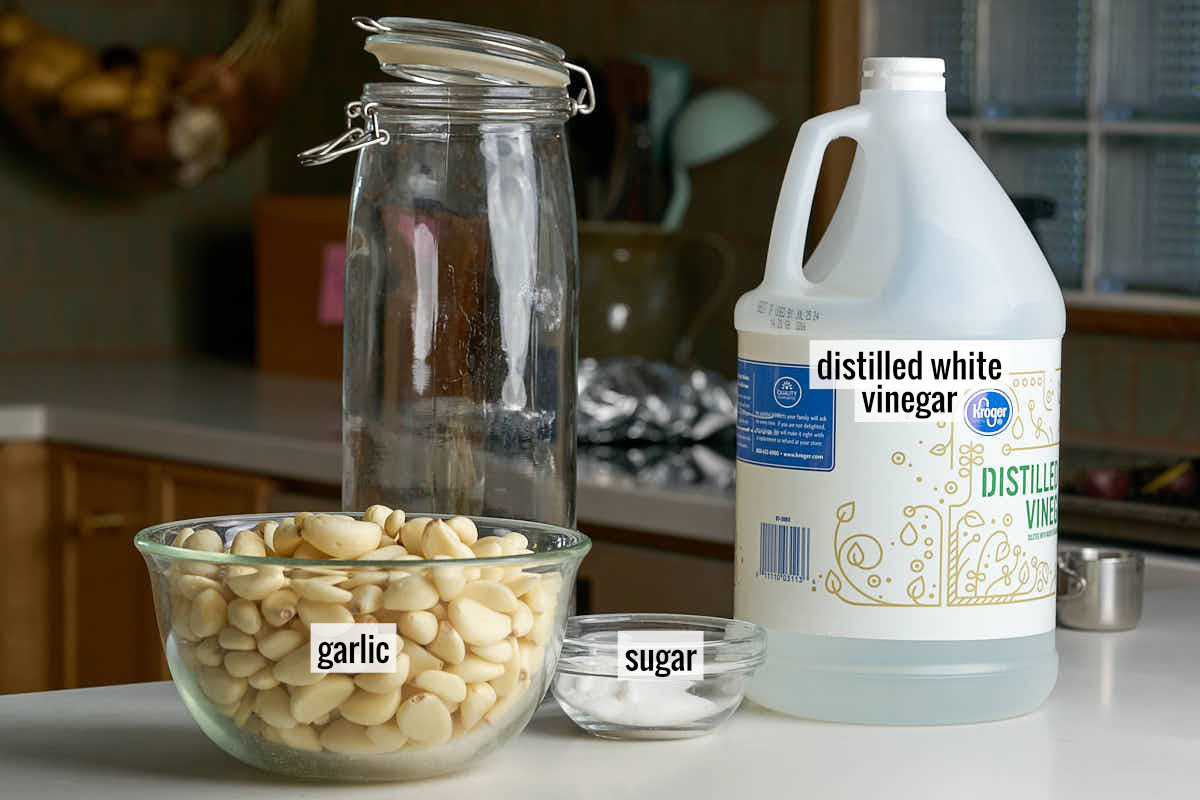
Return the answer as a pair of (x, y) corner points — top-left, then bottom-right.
(734, 58), (1065, 723)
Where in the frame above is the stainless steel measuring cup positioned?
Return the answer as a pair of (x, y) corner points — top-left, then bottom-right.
(1057, 547), (1145, 631)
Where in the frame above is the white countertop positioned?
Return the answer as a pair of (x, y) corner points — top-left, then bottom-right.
(2, 582), (1198, 798)
(0, 360), (733, 543)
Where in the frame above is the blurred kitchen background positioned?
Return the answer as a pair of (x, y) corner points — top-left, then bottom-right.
(1, 0), (1199, 694)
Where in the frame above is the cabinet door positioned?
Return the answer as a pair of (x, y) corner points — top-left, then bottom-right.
(159, 462), (274, 521)
(59, 449), (161, 689)
(0, 443), (54, 693)
(574, 538), (734, 618)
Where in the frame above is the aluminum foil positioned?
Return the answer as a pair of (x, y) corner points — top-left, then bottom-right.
(577, 357), (737, 488)
(577, 357), (736, 444)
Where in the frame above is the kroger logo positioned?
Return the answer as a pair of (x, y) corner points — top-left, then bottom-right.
(773, 376), (802, 408)
(964, 389), (1013, 436)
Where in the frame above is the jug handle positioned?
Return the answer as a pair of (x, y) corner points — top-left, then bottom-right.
(763, 106), (871, 290)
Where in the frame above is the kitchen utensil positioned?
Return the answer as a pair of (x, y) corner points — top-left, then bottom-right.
(135, 512), (590, 780)
(629, 54), (690, 169)
(1057, 547), (1145, 631)
(301, 17), (594, 526)
(602, 59), (655, 220)
(577, 221), (735, 364)
(552, 613), (766, 740)
(662, 89), (775, 229)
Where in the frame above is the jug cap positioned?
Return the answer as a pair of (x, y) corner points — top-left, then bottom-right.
(862, 57), (945, 92)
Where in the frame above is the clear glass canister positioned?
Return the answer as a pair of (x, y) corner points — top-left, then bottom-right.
(301, 19), (591, 528)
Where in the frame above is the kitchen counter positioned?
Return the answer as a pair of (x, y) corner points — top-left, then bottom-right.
(0, 360), (734, 543)
(2, 581), (1199, 798)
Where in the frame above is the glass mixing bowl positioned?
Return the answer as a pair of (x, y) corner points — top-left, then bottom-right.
(135, 512), (589, 781)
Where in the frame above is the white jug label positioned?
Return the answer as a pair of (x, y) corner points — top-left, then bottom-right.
(735, 335), (1061, 640)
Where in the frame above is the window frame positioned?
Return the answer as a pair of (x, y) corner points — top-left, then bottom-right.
(813, 0), (1200, 336)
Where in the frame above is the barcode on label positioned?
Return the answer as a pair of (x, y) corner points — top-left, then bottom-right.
(758, 523), (811, 582)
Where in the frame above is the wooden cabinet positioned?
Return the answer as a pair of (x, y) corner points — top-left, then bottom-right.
(575, 527), (734, 618)
(58, 449), (160, 688)
(0, 443), (54, 694)
(0, 446), (276, 694)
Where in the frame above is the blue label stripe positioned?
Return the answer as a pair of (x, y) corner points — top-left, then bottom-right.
(736, 358), (836, 472)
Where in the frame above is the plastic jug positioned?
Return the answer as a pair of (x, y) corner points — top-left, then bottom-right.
(734, 58), (1065, 723)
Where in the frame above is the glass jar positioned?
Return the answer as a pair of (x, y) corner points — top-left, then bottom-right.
(301, 18), (592, 527)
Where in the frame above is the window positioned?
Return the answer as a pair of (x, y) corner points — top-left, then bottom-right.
(862, 0), (1200, 312)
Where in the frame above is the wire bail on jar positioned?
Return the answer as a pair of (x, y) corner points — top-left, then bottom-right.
(297, 101), (390, 166)
(297, 16), (593, 166)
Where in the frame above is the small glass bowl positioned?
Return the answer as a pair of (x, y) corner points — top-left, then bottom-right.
(551, 613), (766, 740)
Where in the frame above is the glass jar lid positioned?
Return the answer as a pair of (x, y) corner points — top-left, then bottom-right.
(356, 16), (570, 88)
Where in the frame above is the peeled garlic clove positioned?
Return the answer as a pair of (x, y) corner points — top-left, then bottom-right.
(354, 650), (409, 693)
(365, 719), (408, 751)
(432, 564), (466, 601)
(349, 584), (383, 615)
(446, 516), (479, 546)
(258, 628), (305, 661)
(400, 517), (432, 554)
(253, 685), (296, 728)
(277, 724), (322, 752)
(318, 719), (383, 754)
(402, 639), (444, 676)
(504, 572), (540, 598)
(499, 531), (529, 554)
(383, 509), (406, 537)
(272, 643), (323, 686)
(195, 636), (224, 667)
(227, 566), (287, 601)
(396, 693), (452, 744)
(217, 625), (256, 651)
(171, 527), (195, 547)
(171, 574), (223, 600)
(383, 575), (439, 611)
(248, 666), (280, 690)
(338, 687), (401, 726)
(357, 544), (408, 561)
(527, 611), (553, 645)
(398, 611), (438, 645)
(223, 650), (268, 678)
(300, 514), (382, 559)
(422, 520), (475, 559)
(185, 528), (223, 552)
(459, 681), (497, 731)
(227, 598), (262, 635)
(510, 601), (534, 638)
(260, 588), (299, 627)
(364, 504), (393, 528)
(268, 521), (302, 557)
(411, 669), (467, 705)
(428, 621), (466, 665)
(489, 637), (522, 697)
(460, 580), (519, 614)
(344, 569), (388, 589)
(190, 588), (227, 638)
(297, 599), (355, 626)
(292, 575), (353, 604)
(230, 529), (266, 558)
(471, 538), (504, 558)
(446, 655), (505, 684)
(197, 666), (247, 705)
(471, 637), (514, 664)
(290, 674), (355, 724)
(448, 597), (512, 645)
